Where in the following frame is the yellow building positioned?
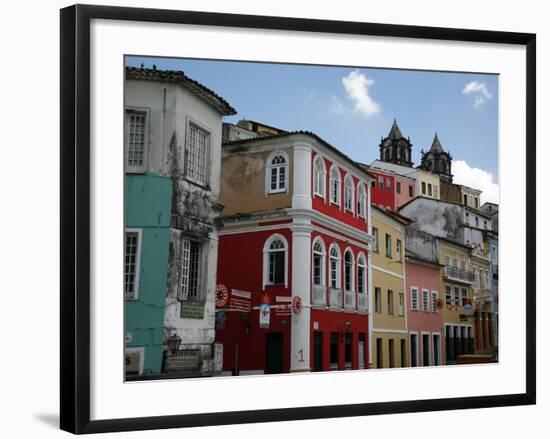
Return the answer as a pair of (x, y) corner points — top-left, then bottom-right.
(371, 206), (411, 368)
(470, 245), (495, 353)
(416, 169), (441, 200)
(460, 185), (482, 210)
(439, 239), (475, 364)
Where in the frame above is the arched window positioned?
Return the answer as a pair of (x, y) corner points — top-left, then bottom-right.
(312, 238), (326, 286)
(357, 254), (367, 295)
(344, 249), (355, 292)
(329, 165), (340, 205)
(329, 244), (341, 289)
(357, 182), (367, 218)
(344, 174), (354, 213)
(266, 151), (288, 194)
(263, 234), (288, 288)
(313, 155), (326, 198)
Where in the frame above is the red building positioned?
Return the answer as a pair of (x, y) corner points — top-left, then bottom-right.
(215, 127), (375, 374)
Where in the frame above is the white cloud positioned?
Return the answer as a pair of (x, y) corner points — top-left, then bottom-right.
(462, 80), (492, 111)
(329, 95), (345, 114)
(452, 160), (499, 204)
(342, 70), (381, 117)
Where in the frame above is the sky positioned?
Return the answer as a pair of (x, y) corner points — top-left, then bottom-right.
(126, 56), (499, 204)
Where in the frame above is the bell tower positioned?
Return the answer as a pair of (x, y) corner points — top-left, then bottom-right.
(379, 119), (413, 167)
(420, 133), (453, 183)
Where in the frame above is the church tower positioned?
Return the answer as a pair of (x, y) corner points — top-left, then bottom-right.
(379, 119), (413, 167)
(420, 133), (453, 183)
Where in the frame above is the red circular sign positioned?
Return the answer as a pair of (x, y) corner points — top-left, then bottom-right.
(292, 296), (302, 315)
(436, 298), (444, 310)
(215, 284), (228, 308)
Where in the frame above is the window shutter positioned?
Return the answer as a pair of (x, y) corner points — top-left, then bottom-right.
(179, 239), (191, 300)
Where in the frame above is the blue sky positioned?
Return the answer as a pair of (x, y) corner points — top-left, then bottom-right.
(126, 56), (499, 202)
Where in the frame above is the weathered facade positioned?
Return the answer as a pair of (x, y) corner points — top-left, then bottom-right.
(124, 66), (236, 377)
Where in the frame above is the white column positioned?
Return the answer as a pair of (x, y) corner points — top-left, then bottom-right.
(367, 178), (374, 367)
(292, 142), (312, 210)
(290, 216), (312, 372)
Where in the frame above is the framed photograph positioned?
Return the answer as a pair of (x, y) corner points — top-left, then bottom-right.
(60, 4), (536, 434)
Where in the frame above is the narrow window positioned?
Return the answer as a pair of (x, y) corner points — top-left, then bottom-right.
(445, 285), (452, 305)
(387, 290), (394, 315)
(410, 334), (418, 367)
(373, 228), (379, 252)
(378, 175), (384, 189)
(180, 239), (202, 300)
(330, 166), (340, 205)
(411, 287), (419, 311)
(463, 194), (468, 205)
(186, 124), (210, 186)
(422, 182), (426, 194)
(357, 255), (366, 295)
(389, 339), (395, 368)
(398, 293), (404, 315)
(313, 156), (325, 198)
(422, 289), (429, 312)
(461, 288), (468, 307)
(124, 231), (140, 299)
(396, 181), (401, 193)
(344, 175), (354, 212)
(409, 185), (413, 197)
(329, 246), (340, 289)
(428, 183), (432, 196)
(312, 240), (324, 286)
(268, 153), (287, 193)
(268, 238), (285, 284)
(375, 287), (382, 313)
(385, 234), (392, 258)
(357, 183), (366, 217)
(344, 250), (353, 291)
(126, 110), (148, 173)
(400, 339), (406, 367)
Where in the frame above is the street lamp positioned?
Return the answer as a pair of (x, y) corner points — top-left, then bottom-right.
(167, 333), (182, 354)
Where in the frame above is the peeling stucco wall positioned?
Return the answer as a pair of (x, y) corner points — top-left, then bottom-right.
(400, 198), (464, 243)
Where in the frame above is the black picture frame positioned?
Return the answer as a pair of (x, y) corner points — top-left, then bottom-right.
(60, 4), (536, 434)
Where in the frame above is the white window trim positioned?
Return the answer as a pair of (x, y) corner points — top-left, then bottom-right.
(185, 116), (212, 187)
(328, 243), (341, 289)
(357, 182), (367, 218)
(329, 164), (341, 207)
(343, 247), (355, 293)
(124, 228), (142, 300)
(398, 292), (405, 316)
(313, 155), (327, 200)
(312, 236), (326, 286)
(344, 174), (355, 214)
(357, 252), (367, 297)
(422, 288), (430, 312)
(411, 286), (419, 311)
(265, 150), (289, 195)
(125, 107), (150, 174)
(262, 233), (289, 289)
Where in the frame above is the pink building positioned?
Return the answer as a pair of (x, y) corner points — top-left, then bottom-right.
(394, 173), (416, 209)
(405, 252), (444, 367)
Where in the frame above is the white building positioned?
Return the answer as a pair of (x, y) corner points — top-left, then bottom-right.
(125, 66), (236, 376)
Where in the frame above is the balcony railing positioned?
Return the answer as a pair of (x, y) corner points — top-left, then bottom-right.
(312, 285), (327, 306)
(444, 265), (475, 283)
(344, 290), (356, 310)
(357, 293), (368, 312)
(329, 288), (343, 309)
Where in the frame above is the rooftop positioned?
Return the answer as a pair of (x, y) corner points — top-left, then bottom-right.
(126, 66), (237, 116)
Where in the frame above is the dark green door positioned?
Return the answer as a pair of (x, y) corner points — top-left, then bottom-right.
(265, 332), (283, 374)
(313, 332), (323, 372)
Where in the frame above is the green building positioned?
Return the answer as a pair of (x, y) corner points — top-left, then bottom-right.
(124, 173), (172, 377)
